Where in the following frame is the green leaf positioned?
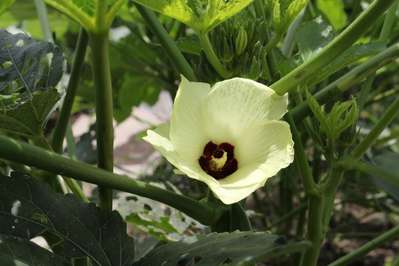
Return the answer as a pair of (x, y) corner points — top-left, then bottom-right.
(372, 152), (399, 201)
(0, 1), (70, 40)
(306, 90), (330, 136)
(295, 18), (334, 62)
(133, 0), (254, 33)
(44, 0), (124, 31)
(316, 0), (348, 30)
(286, 0), (307, 29)
(303, 42), (386, 86)
(126, 214), (178, 240)
(134, 231), (310, 265)
(0, 0), (15, 16)
(0, 235), (67, 266)
(269, 0), (308, 34)
(326, 99), (358, 140)
(115, 76), (161, 122)
(176, 35), (202, 55)
(307, 90), (358, 141)
(0, 30), (64, 94)
(0, 30), (64, 137)
(0, 172), (135, 266)
(0, 89), (60, 137)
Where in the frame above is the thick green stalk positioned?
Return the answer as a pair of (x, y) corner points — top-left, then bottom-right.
(89, 32), (114, 210)
(328, 224), (399, 266)
(34, 0), (54, 43)
(351, 97), (399, 159)
(95, 0), (108, 32)
(300, 195), (324, 266)
(39, 136), (87, 202)
(52, 29), (88, 153)
(0, 135), (219, 225)
(198, 32), (232, 78)
(288, 114), (323, 265)
(291, 43), (399, 122)
(135, 4), (197, 81)
(271, 0), (396, 95)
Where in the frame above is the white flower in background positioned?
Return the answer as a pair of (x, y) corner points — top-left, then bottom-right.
(144, 77), (294, 204)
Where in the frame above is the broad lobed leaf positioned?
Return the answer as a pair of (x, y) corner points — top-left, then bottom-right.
(0, 172), (135, 266)
(134, 231), (310, 265)
(0, 30), (63, 137)
(0, 30), (63, 94)
(133, 0), (253, 32)
(0, 235), (67, 266)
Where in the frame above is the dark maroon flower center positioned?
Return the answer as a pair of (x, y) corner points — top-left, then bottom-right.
(198, 141), (238, 180)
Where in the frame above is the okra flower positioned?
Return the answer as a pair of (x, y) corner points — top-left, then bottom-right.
(144, 77), (294, 204)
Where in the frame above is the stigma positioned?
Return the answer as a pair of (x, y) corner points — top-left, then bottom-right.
(199, 141), (238, 180)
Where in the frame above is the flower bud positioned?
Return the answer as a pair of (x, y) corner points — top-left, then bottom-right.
(235, 26), (248, 56)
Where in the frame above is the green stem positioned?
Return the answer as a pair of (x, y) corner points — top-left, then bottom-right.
(282, 8), (306, 57)
(198, 32), (232, 78)
(287, 114), (319, 196)
(52, 29), (88, 153)
(291, 43), (399, 122)
(320, 169), (344, 232)
(351, 97), (399, 159)
(0, 135), (219, 225)
(89, 32), (114, 210)
(135, 4), (197, 81)
(300, 195), (324, 266)
(33, 0), (87, 200)
(105, 0), (125, 27)
(34, 0), (54, 43)
(44, 0), (94, 31)
(288, 114), (324, 265)
(271, 0), (396, 95)
(328, 224), (399, 266)
(264, 34), (281, 56)
(379, 1), (399, 42)
(39, 136), (88, 202)
(95, 0), (108, 32)
(66, 123), (77, 159)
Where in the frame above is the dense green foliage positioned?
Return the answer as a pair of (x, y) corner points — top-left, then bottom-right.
(0, 0), (399, 265)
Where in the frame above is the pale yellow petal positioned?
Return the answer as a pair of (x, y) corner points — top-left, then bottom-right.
(170, 77), (211, 163)
(143, 123), (179, 166)
(231, 121), (294, 186)
(201, 78), (288, 143)
(208, 178), (266, 205)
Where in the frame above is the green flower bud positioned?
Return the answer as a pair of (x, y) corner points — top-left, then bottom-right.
(235, 26), (248, 56)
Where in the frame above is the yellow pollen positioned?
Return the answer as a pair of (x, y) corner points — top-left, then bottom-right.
(209, 152), (228, 171)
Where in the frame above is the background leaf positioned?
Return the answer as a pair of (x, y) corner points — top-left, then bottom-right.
(371, 152), (399, 201)
(316, 0), (348, 30)
(0, 172), (135, 266)
(0, 30), (63, 137)
(295, 18), (334, 62)
(134, 231), (310, 265)
(0, 89), (60, 137)
(0, 235), (67, 266)
(133, 0), (253, 32)
(0, 30), (63, 93)
(0, 0), (15, 16)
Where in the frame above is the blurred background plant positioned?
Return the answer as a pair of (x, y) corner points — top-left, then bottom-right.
(0, 0), (399, 265)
